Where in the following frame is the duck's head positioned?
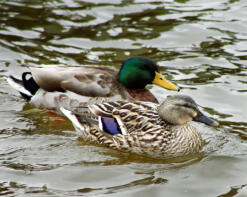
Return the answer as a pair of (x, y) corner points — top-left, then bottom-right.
(158, 95), (217, 126)
(117, 56), (179, 91)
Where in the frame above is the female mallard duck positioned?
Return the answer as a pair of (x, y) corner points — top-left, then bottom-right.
(7, 56), (179, 113)
(61, 95), (217, 158)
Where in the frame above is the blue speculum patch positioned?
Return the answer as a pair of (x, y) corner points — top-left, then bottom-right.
(100, 117), (121, 135)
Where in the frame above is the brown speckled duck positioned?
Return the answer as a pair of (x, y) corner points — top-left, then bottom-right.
(61, 95), (217, 159)
(7, 56), (179, 113)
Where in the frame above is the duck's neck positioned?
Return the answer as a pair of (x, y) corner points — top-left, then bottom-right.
(171, 124), (203, 152)
(125, 88), (158, 103)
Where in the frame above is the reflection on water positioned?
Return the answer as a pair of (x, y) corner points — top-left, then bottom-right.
(0, 0), (246, 196)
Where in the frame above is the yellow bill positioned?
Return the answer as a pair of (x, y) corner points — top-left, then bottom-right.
(152, 72), (180, 91)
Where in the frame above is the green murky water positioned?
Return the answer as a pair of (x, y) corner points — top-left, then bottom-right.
(0, 0), (246, 196)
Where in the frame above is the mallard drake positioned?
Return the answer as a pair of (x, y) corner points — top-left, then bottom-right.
(60, 95), (217, 158)
(7, 56), (179, 113)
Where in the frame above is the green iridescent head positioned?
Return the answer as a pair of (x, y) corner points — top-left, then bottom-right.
(117, 56), (179, 91)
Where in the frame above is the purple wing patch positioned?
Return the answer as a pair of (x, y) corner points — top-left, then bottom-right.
(100, 117), (121, 135)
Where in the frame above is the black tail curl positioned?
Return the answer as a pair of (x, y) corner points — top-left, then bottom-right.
(22, 72), (40, 96)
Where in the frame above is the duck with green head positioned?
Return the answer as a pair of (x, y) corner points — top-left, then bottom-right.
(7, 56), (179, 114)
(118, 56), (177, 90)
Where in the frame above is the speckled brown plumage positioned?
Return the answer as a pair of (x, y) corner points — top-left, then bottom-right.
(61, 95), (217, 159)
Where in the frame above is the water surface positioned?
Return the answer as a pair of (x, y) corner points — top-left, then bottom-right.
(0, 0), (246, 196)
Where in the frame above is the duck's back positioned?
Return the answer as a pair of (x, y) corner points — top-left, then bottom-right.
(30, 66), (119, 97)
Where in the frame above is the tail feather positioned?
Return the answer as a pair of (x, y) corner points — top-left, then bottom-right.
(60, 107), (86, 135)
(7, 72), (40, 101)
(22, 72), (39, 95)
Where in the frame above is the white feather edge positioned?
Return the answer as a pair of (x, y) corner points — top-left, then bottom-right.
(98, 116), (103, 131)
(60, 107), (85, 135)
(115, 117), (127, 135)
(7, 77), (32, 97)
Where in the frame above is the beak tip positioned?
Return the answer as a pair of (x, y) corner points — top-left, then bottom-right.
(195, 113), (218, 127)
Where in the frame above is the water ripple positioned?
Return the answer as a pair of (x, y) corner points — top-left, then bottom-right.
(0, 0), (247, 196)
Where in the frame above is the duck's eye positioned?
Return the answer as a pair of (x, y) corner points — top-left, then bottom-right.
(140, 65), (149, 70)
(184, 104), (193, 109)
(160, 78), (163, 80)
